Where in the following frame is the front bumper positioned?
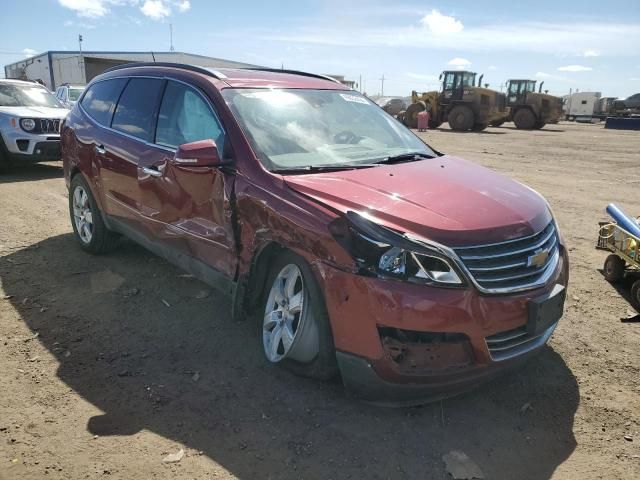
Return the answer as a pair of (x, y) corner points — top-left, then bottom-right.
(314, 246), (568, 405)
(1, 129), (61, 161)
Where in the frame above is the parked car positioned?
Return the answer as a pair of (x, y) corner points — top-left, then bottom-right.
(61, 63), (568, 405)
(376, 97), (407, 116)
(55, 84), (85, 108)
(612, 93), (640, 116)
(0, 79), (68, 173)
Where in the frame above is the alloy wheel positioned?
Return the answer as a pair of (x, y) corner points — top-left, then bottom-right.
(72, 185), (93, 244)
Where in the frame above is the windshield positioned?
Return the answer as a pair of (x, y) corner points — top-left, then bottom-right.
(68, 87), (84, 101)
(222, 89), (436, 171)
(526, 81), (536, 93)
(461, 72), (476, 87)
(0, 83), (63, 108)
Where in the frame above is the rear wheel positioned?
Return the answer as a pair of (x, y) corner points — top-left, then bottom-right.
(630, 279), (640, 312)
(513, 109), (537, 129)
(428, 119), (443, 129)
(69, 174), (120, 254)
(603, 254), (625, 283)
(448, 105), (474, 131)
(490, 119), (506, 127)
(260, 250), (337, 380)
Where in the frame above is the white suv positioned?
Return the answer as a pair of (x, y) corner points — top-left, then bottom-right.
(55, 84), (85, 108)
(0, 79), (69, 172)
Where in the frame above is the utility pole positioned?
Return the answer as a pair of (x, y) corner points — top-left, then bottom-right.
(379, 74), (385, 97)
(78, 34), (84, 83)
(169, 24), (174, 51)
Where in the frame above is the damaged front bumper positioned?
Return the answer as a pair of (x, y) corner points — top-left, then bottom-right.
(314, 248), (568, 406)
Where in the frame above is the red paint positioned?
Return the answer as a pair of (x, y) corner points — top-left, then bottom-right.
(62, 64), (569, 401)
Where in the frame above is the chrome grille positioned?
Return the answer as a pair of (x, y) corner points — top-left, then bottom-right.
(485, 323), (555, 361)
(454, 222), (559, 293)
(37, 119), (61, 134)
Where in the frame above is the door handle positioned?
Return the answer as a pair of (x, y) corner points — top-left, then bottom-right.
(142, 166), (162, 178)
(94, 144), (106, 155)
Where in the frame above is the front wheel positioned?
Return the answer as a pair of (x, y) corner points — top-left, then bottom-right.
(448, 105), (474, 131)
(69, 174), (120, 254)
(513, 109), (537, 129)
(260, 250), (337, 380)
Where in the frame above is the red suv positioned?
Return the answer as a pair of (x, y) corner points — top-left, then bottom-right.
(61, 63), (568, 405)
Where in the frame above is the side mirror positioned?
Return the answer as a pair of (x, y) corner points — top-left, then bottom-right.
(173, 139), (224, 167)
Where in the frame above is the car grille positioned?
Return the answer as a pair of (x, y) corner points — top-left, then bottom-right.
(454, 222), (559, 293)
(35, 119), (61, 134)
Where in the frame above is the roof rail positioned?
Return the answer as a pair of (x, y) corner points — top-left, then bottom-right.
(102, 62), (221, 79)
(244, 68), (343, 84)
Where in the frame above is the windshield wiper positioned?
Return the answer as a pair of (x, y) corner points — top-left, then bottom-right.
(374, 152), (436, 165)
(272, 163), (380, 174)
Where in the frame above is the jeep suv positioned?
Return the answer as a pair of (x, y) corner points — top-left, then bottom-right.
(0, 79), (68, 172)
(61, 63), (568, 405)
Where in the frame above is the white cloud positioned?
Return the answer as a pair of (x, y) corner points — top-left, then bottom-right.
(22, 48), (38, 58)
(420, 9), (463, 35)
(583, 49), (600, 57)
(558, 64), (593, 72)
(487, 65), (497, 70)
(535, 72), (551, 78)
(140, 0), (170, 19)
(258, 20), (639, 57)
(448, 57), (471, 67)
(58, 0), (108, 18)
(177, 0), (190, 12)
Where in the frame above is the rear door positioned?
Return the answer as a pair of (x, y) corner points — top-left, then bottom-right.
(136, 79), (237, 279)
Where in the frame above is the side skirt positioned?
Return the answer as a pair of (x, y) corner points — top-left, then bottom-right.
(106, 215), (236, 298)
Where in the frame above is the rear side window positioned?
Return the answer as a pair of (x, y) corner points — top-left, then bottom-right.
(156, 81), (224, 150)
(81, 78), (127, 126)
(112, 78), (164, 142)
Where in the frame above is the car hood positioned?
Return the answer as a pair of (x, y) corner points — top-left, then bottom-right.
(0, 106), (69, 118)
(283, 155), (552, 247)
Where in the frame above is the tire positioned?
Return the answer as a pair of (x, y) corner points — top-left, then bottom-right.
(69, 174), (120, 254)
(404, 102), (426, 129)
(490, 119), (506, 127)
(534, 121), (546, 129)
(448, 105), (474, 131)
(603, 254), (625, 283)
(259, 250), (338, 380)
(0, 137), (12, 174)
(630, 279), (640, 312)
(513, 109), (537, 129)
(472, 123), (489, 131)
(428, 119), (443, 129)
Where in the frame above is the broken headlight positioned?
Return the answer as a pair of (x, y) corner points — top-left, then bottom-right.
(330, 211), (464, 286)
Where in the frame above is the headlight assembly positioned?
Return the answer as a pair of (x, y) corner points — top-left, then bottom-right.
(330, 211), (464, 287)
(20, 118), (36, 131)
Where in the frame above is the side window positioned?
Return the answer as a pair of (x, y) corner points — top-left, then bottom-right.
(81, 78), (127, 127)
(156, 80), (224, 150)
(112, 78), (164, 142)
(443, 73), (455, 90)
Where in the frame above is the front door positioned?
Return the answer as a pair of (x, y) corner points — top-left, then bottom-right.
(136, 80), (237, 280)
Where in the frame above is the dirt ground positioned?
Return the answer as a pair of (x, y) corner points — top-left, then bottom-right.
(1, 122), (639, 480)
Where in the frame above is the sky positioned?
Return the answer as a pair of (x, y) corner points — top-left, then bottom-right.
(1, 0), (639, 98)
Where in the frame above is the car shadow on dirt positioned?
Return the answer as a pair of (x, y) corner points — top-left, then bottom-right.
(1, 233), (579, 480)
(434, 128), (507, 135)
(0, 162), (63, 184)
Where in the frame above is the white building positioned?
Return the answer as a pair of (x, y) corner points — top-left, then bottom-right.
(4, 51), (261, 90)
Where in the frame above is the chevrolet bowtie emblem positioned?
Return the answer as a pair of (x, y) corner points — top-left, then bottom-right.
(528, 249), (549, 268)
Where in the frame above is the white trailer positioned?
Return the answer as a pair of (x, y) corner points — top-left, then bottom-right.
(564, 92), (601, 121)
(4, 51), (260, 91)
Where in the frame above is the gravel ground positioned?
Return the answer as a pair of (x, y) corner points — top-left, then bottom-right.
(0, 121), (639, 480)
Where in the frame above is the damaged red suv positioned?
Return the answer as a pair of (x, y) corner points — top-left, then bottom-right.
(61, 63), (568, 405)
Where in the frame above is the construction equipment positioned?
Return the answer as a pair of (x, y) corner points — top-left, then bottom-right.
(400, 71), (508, 131)
(597, 204), (640, 312)
(493, 79), (562, 129)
